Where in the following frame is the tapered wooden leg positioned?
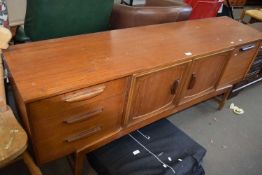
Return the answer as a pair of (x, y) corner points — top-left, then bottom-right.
(217, 88), (231, 110)
(22, 151), (42, 175)
(74, 152), (85, 175)
(213, 87), (232, 110)
(239, 10), (246, 23)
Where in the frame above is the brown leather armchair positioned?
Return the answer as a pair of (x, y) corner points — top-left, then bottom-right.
(110, 0), (192, 29)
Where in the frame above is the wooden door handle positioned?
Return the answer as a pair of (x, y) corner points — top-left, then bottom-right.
(240, 45), (256, 52)
(63, 107), (103, 124)
(65, 126), (101, 142)
(64, 85), (105, 102)
(188, 73), (196, 89)
(170, 79), (180, 95)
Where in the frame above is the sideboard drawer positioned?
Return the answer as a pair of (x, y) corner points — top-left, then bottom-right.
(62, 77), (128, 103)
(29, 94), (126, 163)
(27, 78), (128, 163)
(28, 78), (128, 119)
(218, 42), (260, 87)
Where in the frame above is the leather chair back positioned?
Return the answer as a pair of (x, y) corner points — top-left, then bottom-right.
(110, 0), (192, 29)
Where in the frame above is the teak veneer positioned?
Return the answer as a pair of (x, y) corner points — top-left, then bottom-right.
(4, 17), (262, 175)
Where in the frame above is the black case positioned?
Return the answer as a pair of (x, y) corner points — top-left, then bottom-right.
(88, 119), (206, 175)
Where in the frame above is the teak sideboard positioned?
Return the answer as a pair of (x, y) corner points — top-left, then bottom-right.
(4, 17), (262, 175)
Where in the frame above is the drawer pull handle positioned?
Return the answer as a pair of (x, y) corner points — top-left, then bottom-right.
(64, 85), (105, 102)
(170, 79), (180, 95)
(63, 107), (103, 124)
(65, 126), (101, 142)
(188, 73), (196, 89)
(240, 45), (256, 52)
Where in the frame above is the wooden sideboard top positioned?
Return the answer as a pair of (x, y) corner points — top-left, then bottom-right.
(4, 17), (262, 102)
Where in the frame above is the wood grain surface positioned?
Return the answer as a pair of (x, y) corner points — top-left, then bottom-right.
(4, 17), (262, 103)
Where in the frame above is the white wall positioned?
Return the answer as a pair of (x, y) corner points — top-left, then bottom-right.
(6, 0), (26, 26)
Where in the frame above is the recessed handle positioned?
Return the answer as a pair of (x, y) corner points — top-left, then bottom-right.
(64, 85), (105, 102)
(240, 45), (256, 52)
(188, 73), (196, 89)
(63, 107), (103, 124)
(170, 79), (180, 95)
(65, 126), (101, 142)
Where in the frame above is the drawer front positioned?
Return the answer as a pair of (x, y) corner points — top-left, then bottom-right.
(29, 95), (126, 163)
(28, 78), (128, 163)
(218, 42), (260, 87)
(29, 78), (127, 119)
(60, 78), (127, 104)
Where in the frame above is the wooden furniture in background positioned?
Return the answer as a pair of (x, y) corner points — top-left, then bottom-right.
(224, 0), (247, 19)
(3, 17), (262, 175)
(226, 0), (247, 6)
(0, 27), (42, 175)
(240, 9), (262, 24)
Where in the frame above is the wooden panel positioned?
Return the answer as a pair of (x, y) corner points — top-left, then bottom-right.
(60, 77), (128, 104)
(125, 62), (189, 124)
(4, 17), (262, 102)
(226, 0), (247, 6)
(28, 94), (126, 164)
(218, 42), (260, 87)
(28, 78), (127, 125)
(179, 51), (231, 104)
(0, 108), (28, 168)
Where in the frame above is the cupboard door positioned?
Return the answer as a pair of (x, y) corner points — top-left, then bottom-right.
(125, 62), (189, 125)
(179, 51), (231, 104)
(218, 42), (260, 87)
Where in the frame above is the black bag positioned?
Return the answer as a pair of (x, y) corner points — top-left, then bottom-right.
(88, 119), (206, 175)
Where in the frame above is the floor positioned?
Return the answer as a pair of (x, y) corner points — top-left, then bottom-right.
(169, 83), (262, 175)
